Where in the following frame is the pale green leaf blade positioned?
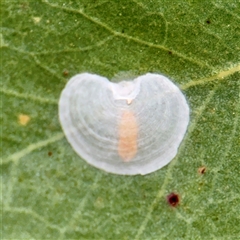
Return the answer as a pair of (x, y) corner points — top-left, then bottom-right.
(1, 1), (240, 239)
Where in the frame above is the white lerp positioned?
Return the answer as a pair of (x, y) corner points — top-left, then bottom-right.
(59, 73), (189, 175)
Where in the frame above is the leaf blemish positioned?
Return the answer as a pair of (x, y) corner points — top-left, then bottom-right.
(63, 69), (69, 76)
(32, 17), (41, 24)
(48, 151), (53, 156)
(18, 114), (31, 126)
(206, 19), (211, 24)
(167, 192), (180, 207)
(198, 166), (206, 174)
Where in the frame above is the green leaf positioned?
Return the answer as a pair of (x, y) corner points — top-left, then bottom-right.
(1, 0), (240, 239)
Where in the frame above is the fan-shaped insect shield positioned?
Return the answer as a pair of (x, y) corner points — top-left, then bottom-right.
(59, 73), (189, 175)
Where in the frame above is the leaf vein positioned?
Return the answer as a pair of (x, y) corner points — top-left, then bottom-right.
(2, 132), (64, 165)
(134, 84), (219, 240)
(3, 206), (62, 233)
(1, 87), (58, 105)
(180, 63), (240, 90)
(42, 0), (212, 69)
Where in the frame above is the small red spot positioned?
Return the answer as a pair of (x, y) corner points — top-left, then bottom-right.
(198, 166), (206, 174)
(48, 151), (52, 156)
(166, 192), (180, 207)
(63, 70), (69, 76)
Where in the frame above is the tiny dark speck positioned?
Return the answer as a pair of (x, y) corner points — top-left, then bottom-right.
(63, 70), (69, 76)
(122, 29), (125, 33)
(168, 51), (173, 55)
(206, 20), (211, 24)
(167, 192), (180, 207)
(48, 151), (53, 156)
(198, 166), (206, 174)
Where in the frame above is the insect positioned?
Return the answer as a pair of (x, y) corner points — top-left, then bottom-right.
(59, 73), (189, 175)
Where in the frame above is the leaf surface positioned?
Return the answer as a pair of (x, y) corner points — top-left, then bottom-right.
(1, 0), (240, 239)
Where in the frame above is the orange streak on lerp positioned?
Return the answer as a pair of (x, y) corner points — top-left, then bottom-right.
(118, 110), (138, 162)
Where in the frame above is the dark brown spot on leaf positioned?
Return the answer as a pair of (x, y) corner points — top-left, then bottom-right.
(63, 70), (69, 76)
(198, 166), (206, 174)
(167, 192), (180, 207)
